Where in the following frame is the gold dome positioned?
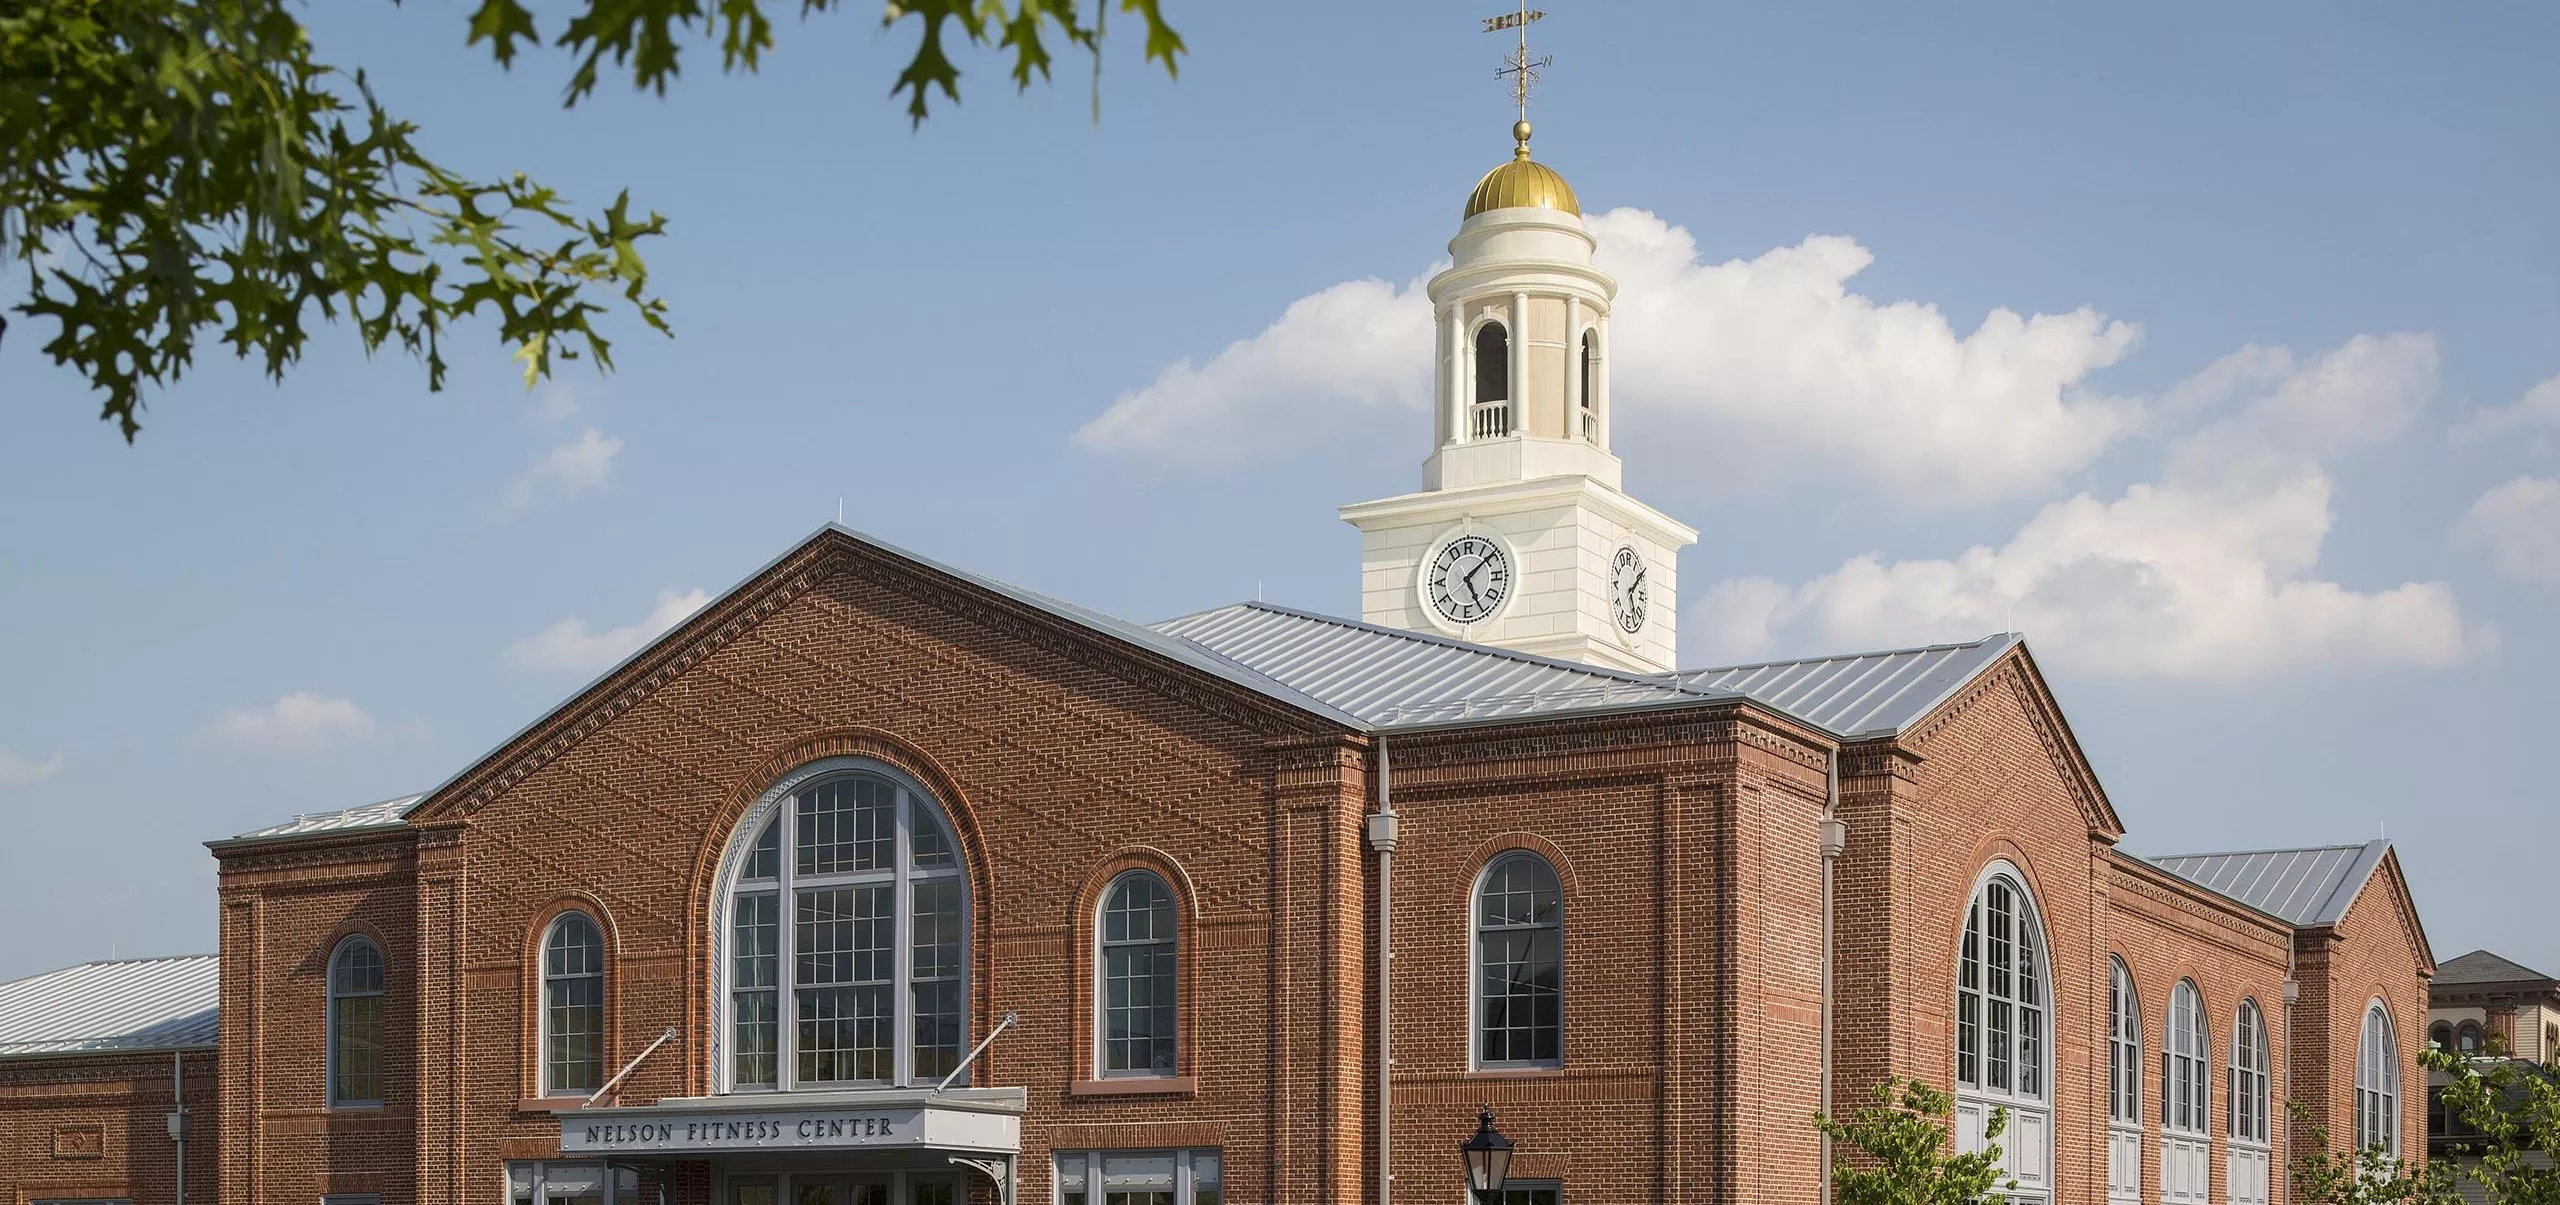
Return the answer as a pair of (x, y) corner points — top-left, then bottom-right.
(1464, 123), (1580, 219)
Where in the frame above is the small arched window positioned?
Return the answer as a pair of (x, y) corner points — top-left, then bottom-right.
(2429, 1021), (2453, 1049)
(1475, 852), (1562, 1068)
(718, 762), (968, 1091)
(2165, 980), (2208, 1135)
(1474, 322), (1511, 406)
(1578, 330), (1598, 440)
(2455, 1021), (2484, 1053)
(1098, 870), (1178, 1077)
(542, 912), (606, 1096)
(327, 936), (385, 1107)
(2231, 999), (2269, 1145)
(2108, 958), (2142, 1124)
(2357, 1002), (2401, 1155)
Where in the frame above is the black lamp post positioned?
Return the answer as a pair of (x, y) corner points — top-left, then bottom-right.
(1459, 1106), (1516, 1204)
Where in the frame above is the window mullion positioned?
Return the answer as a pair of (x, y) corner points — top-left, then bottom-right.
(894, 787), (914, 1086)
(778, 802), (798, 1092)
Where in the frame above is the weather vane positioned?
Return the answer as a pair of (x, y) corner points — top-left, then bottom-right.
(1484, 1), (1550, 132)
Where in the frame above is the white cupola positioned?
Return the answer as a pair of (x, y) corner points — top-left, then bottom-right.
(1340, 122), (1697, 674)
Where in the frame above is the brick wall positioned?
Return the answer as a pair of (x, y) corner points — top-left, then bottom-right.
(170, 532), (2435, 1205)
(0, 1047), (213, 1204)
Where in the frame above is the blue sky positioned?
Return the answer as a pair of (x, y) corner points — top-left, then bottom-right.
(2, 2), (2555, 983)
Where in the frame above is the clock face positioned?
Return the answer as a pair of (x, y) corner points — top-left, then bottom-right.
(1610, 545), (1649, 634)
(1427, 535), (1512, 625)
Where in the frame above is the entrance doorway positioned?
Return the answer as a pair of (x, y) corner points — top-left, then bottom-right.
(728, 1173), (963, 1205)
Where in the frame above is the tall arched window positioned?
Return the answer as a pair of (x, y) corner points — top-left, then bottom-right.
(718, 761), (968, 1091)
(542, 912), (605, 1096)
(2162, 980), (2211, 1205)
(1474, 852), (1561, 1069)
(2455, 1021), (2484, 1053)
(1474, 322), (1511, 411)
(327, 936), (385, 1107)
(2106, 959), (2143, 1205)
(1956, 865), (2051, 1203)
(2229, 996), (2274, 1205)
(2357, 1002), (2401, 1156)
(1098, 870), (1178, 1077)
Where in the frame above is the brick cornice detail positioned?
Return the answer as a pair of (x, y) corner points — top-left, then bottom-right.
(1904, 651), (2123, 841)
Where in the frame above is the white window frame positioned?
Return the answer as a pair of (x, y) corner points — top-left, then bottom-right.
(326, 935), (385, 1108)
(1953, 862), (2052, 1205)
(709, 757), (970, 1094)
(1470, 850), (1564, 1071)
(540, 910), (606, 1097)
(2107, 958), (2143, 1205)
(2162, 980), (2211, 1205)
(1053, 1148), (1222, 1205)
(2357, 1000), (2401, 1156)
(1496, 1182), (1564, 1205)
(2229, 998), (2272, 1205)
(1095, 869), (1180, 1079)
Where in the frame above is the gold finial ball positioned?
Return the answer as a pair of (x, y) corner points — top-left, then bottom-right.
(1513, 119), (1534, 145)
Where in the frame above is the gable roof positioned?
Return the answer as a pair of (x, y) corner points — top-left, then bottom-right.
(2436, 949), (2559, 988)
(0, 955), (219, 1058)
(2146, 840), (2392, 928)
(226, 527), (2038, 840)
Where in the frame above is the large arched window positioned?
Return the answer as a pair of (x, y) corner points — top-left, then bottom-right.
(327, 936), (385, 1107)
(1956, 865), (2051, 1202)
(1474, 852), (1561, 1069)
(2231, 999), (2269, 1143)
(1097, 870), (1178, 1077)
(1474, 322), (1511, 406)
(2106, 958), (2143, 1205)
(2162, 980), (2212, 1205)
(2166, 981), (2209, 1135)
(2229, 996), (2274, 1205)
(2357, 1002), (2401, 1155)
(542, 912), (606, 1096)
(718, 761), (968, 1092)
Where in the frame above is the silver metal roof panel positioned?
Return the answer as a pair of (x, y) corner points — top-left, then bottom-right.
(224, 793), (423, 844)
(2146, 840), (2390, 928)
(0, 954), (219, 1058)
(1151, 603), (1719, 729)
(1668, 634), (2022, 739)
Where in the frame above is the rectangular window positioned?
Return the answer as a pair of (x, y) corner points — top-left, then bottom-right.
(731, 891), (780, 1087)
(331, 991), (384, 1105)
(1055, 1149), (1221, 1205)
(796, 884), (894, 1083)
(324, 1197), (386, 1205)
(1500, 1183), (1563, 1205)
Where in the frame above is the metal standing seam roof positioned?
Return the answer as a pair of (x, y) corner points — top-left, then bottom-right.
(0, 954), (219, 1057)
(1151, 602), (1719, 728)
(2145, 840), (2391, 927)
(1667, 634), (2023, 740)
(223, 793), (423, 844)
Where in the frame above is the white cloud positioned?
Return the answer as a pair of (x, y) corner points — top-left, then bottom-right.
(503, 428), (622, 511)
(0, 747), (63, 787)
(1076, 209), (2145, 504)
(2453, 371), (2560, 446)
(2457, 476), (2560, 586)
(1075, 276), (1434, 466)
(1696, 333), (2488, 678)
(206, 693), (419, 757)
(506, 588), (710, 675)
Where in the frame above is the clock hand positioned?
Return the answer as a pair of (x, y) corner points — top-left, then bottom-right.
(1464, 557), (1487, 603)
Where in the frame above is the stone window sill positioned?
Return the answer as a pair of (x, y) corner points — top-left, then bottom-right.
(1068, 1076), (1196, 1098)
(517, 1096), (593, 1113)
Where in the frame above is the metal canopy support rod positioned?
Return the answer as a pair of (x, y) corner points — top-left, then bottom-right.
(937, 1011), (1021, 1092)
(589, 1026), (680, 1106)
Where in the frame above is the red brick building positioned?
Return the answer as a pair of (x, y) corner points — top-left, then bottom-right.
(2, 129), (2435, 1205)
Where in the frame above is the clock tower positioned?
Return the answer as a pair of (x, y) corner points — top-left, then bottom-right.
(1338, 117), (1696, 674)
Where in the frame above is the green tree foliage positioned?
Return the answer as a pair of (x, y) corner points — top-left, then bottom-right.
(0, 1), (1183, 437)
(2428, 1040), (2560, 1205)
(1814, 1077), (2017, 1205)
(2289, 1100), (2461, 1205)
